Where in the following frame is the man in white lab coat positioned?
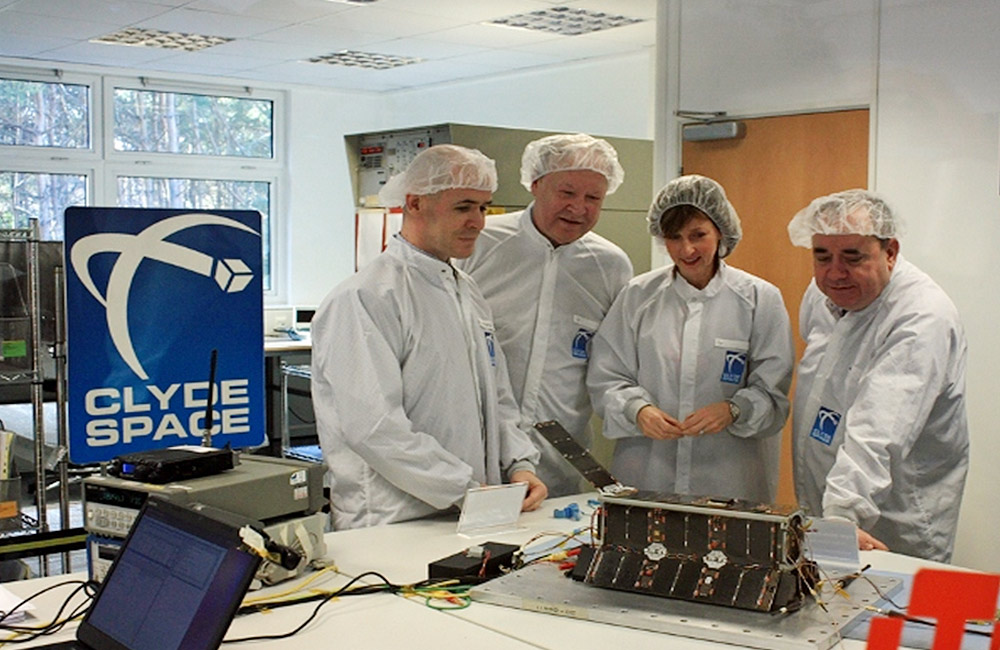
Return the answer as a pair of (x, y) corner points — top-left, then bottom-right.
(311, 144), (546, 529)
(457, 134), (632, 496)
(788, 189), (969, 561)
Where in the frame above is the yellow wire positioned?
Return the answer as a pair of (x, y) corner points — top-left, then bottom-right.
(241, 564), (340, 606)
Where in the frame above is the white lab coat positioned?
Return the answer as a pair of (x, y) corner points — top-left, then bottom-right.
(587, 262), (793, 503)
(456, 207), (632, 496)
(311, 235), (540, 530)
(793, 256), (969, 562)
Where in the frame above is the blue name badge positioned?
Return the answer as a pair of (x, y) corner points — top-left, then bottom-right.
(484, 330), (497, 367)
(720, 350), (747, 384)
(809, 407), (842, 445)
(571, 329), (594, 360)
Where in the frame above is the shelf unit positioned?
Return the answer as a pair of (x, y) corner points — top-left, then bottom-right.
(0, 219), (76, 574)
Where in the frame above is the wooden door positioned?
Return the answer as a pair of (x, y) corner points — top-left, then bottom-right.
(682, 109), (869, 505)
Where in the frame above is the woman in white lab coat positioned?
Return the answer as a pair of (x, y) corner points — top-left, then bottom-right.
(587, 175), (793, 503)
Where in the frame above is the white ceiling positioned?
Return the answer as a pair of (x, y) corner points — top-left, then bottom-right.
(0, 0), (657, 92)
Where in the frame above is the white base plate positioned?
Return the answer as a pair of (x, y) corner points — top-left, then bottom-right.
(470, 563), (900, 650)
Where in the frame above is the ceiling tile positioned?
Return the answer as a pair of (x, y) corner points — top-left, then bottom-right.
(8, 0), (170, 23)
(184, 0), (348, 23)
(306, 5), (468, 39)
(0, 9), (121, 40)
(0, 0), (657, 92)
(0, 33), (77, 57)
(251, 22), (383, 50)
(133, 6), (281, 38)
(42, 39), (181, 66)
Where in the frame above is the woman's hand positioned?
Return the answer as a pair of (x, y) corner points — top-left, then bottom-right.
(636, 405), (684, 440)
(679, 401), (733, 437)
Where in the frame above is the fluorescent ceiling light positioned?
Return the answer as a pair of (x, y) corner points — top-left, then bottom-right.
(307, 50), (421, 70)
(91, 28), (233, 52)
(490, 6), (643, 36)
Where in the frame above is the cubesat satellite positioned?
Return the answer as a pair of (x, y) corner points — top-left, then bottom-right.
(534, 421), (818, 613)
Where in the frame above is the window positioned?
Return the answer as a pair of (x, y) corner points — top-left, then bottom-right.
(0, 75), (91, 240)
(0, 77), (90, 149)
(0, 171), (87, 240)
(112, 88), (273, 158)
(117, 175), (272, 288)
(0, 70), (283, 296)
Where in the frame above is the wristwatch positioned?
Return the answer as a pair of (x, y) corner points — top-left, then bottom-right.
(727, 400), (741, 424)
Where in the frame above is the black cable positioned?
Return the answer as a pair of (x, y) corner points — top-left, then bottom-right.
(226, 571), (493, 643)
(236, 581), (395, 616)
(0, 579), (93, 627)
(287, 404), (316, 426)
(0, 579), (97, 644)
(876, 609), (996, 638)
(224, 571), (397, 644)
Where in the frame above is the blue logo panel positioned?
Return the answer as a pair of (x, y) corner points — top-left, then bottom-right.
(484, 330), (496, 367)
(720, 350), (747, 384)
(572, 329), (594, 360)
(809, 407), (842, 446)
(65, 208), (266, 464)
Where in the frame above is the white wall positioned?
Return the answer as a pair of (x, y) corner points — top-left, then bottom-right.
(875, 0), (1000, 573)
(382, 51), (654, 140)
(282, 87), (386, 306)
(285, 51), (655, 307)
(667, 0), (998, 571)
(676, 0), (875, 115)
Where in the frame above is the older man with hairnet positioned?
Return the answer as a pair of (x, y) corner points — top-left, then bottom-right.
(789, 189), (968, 562)
(311, 144), (546, 530)
(456, 133), (633, 496)
(587, 175), (793, 503)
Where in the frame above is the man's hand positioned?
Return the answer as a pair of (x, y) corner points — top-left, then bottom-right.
(636, 405), (684, 440)
(858, 527), (889, 552)
(679, 401), (733, 437)
(511, 470), (548, 512)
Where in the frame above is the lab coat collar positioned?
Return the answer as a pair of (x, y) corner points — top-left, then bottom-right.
(389, 233), (458, 283)
(520, 202), (588, 253)
(520, 203), (555, 251)
(668, 260), (727, 301)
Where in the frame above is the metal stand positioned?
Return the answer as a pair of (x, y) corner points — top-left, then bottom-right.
(0, 219), (74, 575)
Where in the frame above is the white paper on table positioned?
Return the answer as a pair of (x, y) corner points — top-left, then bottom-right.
(0, 585), (35, 623)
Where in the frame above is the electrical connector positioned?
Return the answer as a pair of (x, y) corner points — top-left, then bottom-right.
(553, 503), (581, 521)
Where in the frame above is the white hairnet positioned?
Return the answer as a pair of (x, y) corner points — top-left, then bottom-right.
(647, 175), (742, 258)
(787, 189), (899, 247)
(378, 144), (498, 208)
(520, 133), (625, 195)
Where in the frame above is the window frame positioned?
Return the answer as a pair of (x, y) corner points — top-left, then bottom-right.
(102, 76), (284, 167)
(0, 67), (101, 161)
(102, 164), (281, 294)
(0, 68), (286, 300)
(102, 77), (284, 298)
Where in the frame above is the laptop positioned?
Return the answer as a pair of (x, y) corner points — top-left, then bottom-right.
(39, 497), (261, 650)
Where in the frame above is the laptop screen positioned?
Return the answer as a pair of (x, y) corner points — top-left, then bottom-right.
(78, 498), (260, 650)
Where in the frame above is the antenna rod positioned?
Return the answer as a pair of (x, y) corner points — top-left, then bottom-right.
(202, 349), (218, 447)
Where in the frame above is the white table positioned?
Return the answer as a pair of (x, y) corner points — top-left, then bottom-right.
(0, 494), (958, 649)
